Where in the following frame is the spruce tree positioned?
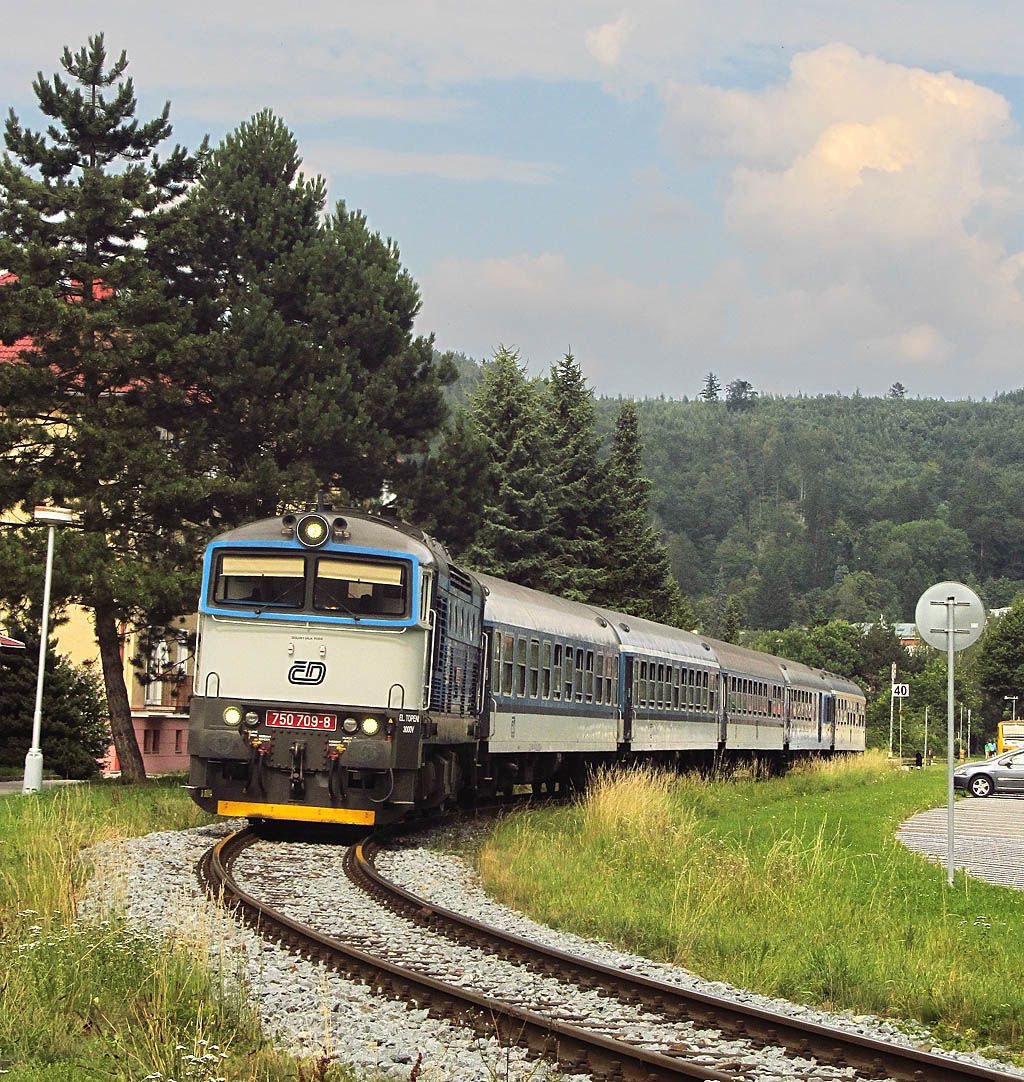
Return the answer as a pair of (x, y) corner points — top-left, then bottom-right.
(0, 624), (109, 776)
(543, 352), (604, 601)
(595, 401), (689, 624)
(0, 36), (205, 781)
(465, 347), (555, 588)
(410, 406), (492, 558)
(719, 596), (745, 643)
(699, 372), (721, 402)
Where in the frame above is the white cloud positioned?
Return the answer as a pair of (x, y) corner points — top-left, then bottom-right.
(586, 14), (635, 67)
(653, 44), (1024, 393)
(309, 145), (559, 184)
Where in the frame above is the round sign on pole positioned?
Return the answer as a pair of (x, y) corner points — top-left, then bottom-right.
(914, 580), (987, 888)
(915, 581), (986, 652)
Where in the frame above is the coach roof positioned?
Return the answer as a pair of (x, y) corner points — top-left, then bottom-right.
(476, 573), (620, 647)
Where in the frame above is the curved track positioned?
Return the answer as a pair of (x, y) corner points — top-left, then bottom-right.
(201, 826), (1020, 1082)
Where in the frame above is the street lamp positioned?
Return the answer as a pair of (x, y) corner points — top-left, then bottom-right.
(1004, 695), (1018, 721)
(22, 505), (77, 795)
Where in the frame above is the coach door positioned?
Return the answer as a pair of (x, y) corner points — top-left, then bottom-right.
(820, 694), (835, 748)
(479, 630), (494, 740)
(622, 655), (634, 744)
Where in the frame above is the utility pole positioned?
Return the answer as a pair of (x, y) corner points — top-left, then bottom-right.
(888, 662), (896, 758)
(924, 705), (929, 764)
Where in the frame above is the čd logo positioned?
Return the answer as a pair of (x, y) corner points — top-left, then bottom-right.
(288, 661), (327, 685)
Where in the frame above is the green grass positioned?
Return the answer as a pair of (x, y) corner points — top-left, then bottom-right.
(0, 779), (362, 1081)
(478, 755), (1024, 1060)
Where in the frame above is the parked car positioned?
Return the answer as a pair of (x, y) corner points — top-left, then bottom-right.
(954, 748), (1024, 797)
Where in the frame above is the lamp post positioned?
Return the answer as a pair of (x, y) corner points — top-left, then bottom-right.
(22, 505), (77, 795)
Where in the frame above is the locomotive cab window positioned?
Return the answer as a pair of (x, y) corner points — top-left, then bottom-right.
(213, 555), (306, 608)
(314, 557), (409, 617)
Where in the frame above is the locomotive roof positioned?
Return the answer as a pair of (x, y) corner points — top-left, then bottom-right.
(475, 573), (621, 647)
(207, 512), (440, 563)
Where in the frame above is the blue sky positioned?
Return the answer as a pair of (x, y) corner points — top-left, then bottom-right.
(4, 3), (1024, 399)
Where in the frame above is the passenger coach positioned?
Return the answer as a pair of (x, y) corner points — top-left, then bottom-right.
(187, 508), (866, 825)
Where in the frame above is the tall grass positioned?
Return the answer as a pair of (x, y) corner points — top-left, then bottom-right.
(0, 780), (357, 1081)
(480, 755), (1024, 1058)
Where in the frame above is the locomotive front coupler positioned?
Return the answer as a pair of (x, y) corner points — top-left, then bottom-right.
(289, 741), (306, 799)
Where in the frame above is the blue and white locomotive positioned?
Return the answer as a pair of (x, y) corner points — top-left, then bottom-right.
(187, 508), (866, 826)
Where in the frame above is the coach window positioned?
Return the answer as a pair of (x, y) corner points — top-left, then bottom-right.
(564, 647), (575, 702)
(516, 637), (528, 697)
(552, 644), (563, 701)
(502, 633), (514, 695)
(529, 639), (540, 698)
(584, 650), (595, 703)
(637, 660), (647, 707)
(491, 634), (501, 691)
(574, 648), (584, 701)
(541, 642), (552, 699)
(593, 653), (603, 704)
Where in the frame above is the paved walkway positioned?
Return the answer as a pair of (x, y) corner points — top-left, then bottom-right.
(896, 796), (1024, 889)
(0, 778), (84, 796)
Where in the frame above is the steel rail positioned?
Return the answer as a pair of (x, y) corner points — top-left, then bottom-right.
(351, 833), (1021, 1082)
(201, 827), (736, 1082)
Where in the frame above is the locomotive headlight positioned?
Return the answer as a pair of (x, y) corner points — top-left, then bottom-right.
(223, 706), (243, 726)
(296, 513), (330, 548)
(342, 717), (359, 734)
(361, 717), (380, 736)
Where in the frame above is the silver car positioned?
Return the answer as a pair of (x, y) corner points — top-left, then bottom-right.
(954, 748), (1024, 797)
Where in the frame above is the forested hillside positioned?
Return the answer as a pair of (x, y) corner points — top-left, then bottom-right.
(443, 353), (1024, 631)
(604, 393), (1024, 629)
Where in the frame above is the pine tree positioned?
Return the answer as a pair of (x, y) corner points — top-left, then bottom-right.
(0, 36), (205, 781)
(699, 372), (721, 402)
(595, 401), (689, 624)
(542, 352), (605, 601)
(465, 347), (555, 588)
(157, 110), (453, 519)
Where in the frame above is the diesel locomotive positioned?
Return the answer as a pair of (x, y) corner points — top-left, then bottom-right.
(186, 508), (866, 826)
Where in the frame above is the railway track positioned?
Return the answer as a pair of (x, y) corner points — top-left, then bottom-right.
(200, 825), (1020, 1082)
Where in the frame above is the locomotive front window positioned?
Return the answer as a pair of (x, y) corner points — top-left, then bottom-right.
(214, 555), (306, 608)
(314, 557), (409, 617)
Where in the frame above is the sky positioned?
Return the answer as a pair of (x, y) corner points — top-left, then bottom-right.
(4, 3), (1024, 399)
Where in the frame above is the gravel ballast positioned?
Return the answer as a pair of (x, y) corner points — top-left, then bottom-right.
(79, 819), (1024, 1081)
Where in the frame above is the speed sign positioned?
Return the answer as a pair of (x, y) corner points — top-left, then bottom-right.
(892, 683), (910, 698)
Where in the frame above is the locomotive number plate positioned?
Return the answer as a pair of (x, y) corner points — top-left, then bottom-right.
(266, 710), (338, 731)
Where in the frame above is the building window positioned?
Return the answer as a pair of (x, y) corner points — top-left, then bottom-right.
(143, 728), (161, 754)
(175, 729), (183, 754)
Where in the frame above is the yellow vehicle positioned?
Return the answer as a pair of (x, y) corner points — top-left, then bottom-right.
(997, 721), (1024, 753)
